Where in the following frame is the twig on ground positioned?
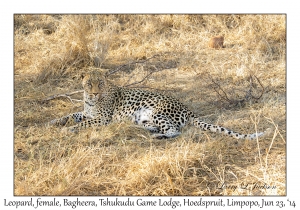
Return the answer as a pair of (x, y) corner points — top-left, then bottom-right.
(207, 73), (265, 108)
(43, 90), (83, 104)
(209, 75), (233, 103)
(125, 67), (158, 87)
(252, 75), (265, 100)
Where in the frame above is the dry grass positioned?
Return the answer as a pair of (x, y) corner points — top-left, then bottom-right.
(14, 14), (286, 196)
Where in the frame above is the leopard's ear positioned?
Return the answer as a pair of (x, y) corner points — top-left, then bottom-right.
(96, 70), (108, 78)
(94, 70), (108, 79)
(103, 71), (109, 78)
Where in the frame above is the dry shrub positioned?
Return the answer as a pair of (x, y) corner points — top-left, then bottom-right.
(14, 14), (286, 196)
(35, 15), (91, 83)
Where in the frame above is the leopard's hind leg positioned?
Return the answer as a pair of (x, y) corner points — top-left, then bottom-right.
(141, 114), (181, 138)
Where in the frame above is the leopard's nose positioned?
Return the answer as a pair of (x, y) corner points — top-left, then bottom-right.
(93, 93), (98, 96)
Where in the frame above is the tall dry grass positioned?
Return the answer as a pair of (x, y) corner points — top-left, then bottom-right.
(14, 14), (286, 195)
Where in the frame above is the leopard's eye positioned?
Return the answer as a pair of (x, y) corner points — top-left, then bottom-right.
(98, 80), (104, 88)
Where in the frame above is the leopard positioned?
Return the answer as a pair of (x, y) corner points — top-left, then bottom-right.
(50, 71), (268, 140)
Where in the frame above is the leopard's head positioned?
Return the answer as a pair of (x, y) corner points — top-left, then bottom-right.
(81, 71), (108, 102)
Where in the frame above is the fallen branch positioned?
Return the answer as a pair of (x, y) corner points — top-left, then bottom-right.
(43, 90), (83, 104)
(209, 75), (233, 103)
(207, 73), (265, 108)
(125, 66), (164, 87)
(252, 75), (265, 100)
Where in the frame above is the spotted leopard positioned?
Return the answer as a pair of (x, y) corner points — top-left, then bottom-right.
(50, 71), (268, 139)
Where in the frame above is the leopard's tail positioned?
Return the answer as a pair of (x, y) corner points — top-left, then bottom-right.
(192, 118), (269, 140)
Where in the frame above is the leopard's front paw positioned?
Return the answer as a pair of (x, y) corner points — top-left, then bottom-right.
(50, 119), (58, 125)
(50, 117), (69, 126)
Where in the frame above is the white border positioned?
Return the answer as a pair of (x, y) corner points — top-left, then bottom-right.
(2, 0), (298, 209)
